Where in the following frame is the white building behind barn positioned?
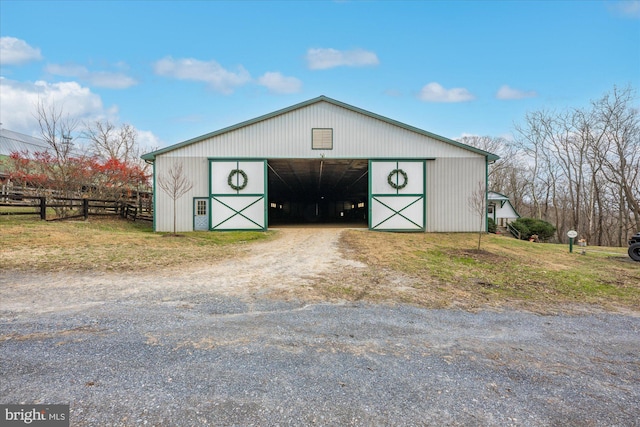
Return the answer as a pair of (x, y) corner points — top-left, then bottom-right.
(488, 191), (520, 226)
(142, 96), (499, 233)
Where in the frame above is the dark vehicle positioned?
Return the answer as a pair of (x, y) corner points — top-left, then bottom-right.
(629, 232), (640, 262)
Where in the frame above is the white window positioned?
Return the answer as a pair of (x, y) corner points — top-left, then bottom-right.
(196, 200), (207, 216)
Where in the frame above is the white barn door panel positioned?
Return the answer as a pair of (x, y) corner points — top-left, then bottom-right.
(369, 160), (425, 231)
(210, 160), (267, 230)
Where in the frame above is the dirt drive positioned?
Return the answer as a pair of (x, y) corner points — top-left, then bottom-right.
(1, 228), (639, 426)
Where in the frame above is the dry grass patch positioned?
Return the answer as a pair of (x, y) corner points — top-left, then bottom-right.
(335, 230), (640, 312)
(0, 216), (272, 272)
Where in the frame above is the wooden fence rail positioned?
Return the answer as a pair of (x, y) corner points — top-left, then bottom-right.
(0, 194), (152, 222)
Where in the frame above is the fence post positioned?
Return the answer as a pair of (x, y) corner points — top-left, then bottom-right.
(40, 197), (46, 220)
(83, 199), (89, 220)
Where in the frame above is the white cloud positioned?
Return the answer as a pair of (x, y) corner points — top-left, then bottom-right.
(0, 78), (105, 134)
(608, 1), (640, 18)
(496, 85), (537, 100)
(418, 82), (475, 103)
(153, 56), (251, 94)
(306, 48), (379, 70)
(0, 77), (162, 151)
(45, 63), (137, 89)
(136, 129), (163, 153)
(0, 37), (43, 65)
(257, 72), (302, 94)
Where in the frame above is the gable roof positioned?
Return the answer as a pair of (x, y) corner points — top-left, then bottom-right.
(488, 191), (510, 201)
(141, 95), (500, 162)
(488, 191), (520, 218)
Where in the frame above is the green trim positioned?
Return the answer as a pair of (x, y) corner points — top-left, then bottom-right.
(193, 197), (209, 231)
(211, 193), (265, 197)
(141, 96), (499, 161)
(371, 196), (424, 230)
(368, 160), (372, 229)
(209, 159), (268, 231)
(264, 158), (269, 227)
(152, 161), (156, 232)
(211, 196), (265, 229)
(368, 159), (426, 232)
(485, 159), (489, 232)
(208, 160), (212, 199)
(423, 160), (428, 230)
(511, 200), (521, 218)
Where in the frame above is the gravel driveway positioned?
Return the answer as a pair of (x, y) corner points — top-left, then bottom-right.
(1, 228), (639, 426)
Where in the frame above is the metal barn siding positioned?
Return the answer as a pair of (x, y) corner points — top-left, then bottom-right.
(159, 102), (477, 160)
(426, 157), (486, 232)
(154, 156), (208, 232)
(145, 96), (498, 232)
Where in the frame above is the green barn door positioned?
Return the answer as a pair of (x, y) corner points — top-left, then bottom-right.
(209, 159), (267, 231)
(369, 160), (425, 231)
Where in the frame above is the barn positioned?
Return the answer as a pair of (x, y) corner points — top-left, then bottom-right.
(141, 96), (499, 233)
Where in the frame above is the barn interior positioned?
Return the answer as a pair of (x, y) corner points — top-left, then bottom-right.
(267, 158), (369, 226)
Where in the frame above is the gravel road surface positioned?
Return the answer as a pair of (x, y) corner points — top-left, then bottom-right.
(1, 229), (639, 426)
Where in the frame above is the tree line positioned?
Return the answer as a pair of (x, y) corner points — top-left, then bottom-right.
(461, 85), (639, 247)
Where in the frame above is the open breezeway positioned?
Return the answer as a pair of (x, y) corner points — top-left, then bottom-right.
(267, 158), (369, 226)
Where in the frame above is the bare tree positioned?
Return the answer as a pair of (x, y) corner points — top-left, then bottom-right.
(33, 100), (95, 216)
(157, 162), (193, 235)
(514, 111), (559, 223)
(508, 85), (639, 246)
(458, 135), (515, 191)
(35, 99), (79, 163)
(468, 180), (487, 251)
(85, 120), (139, 163)
(84, 120), (152, 199)
(591, 85), (640, 238)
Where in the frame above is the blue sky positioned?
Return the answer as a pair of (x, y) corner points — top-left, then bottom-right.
(1, 0), (639, 152)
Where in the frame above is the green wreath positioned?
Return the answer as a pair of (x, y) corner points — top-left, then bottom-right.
(228, 169), (248, 191)
(387, 168), (408, 190)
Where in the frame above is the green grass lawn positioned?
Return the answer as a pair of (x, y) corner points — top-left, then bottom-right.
(340, 230), (639, 312)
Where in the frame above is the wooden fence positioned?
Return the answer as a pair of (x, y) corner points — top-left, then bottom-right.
(0, 193), (152, 222)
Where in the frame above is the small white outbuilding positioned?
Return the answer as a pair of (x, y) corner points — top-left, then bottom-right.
(488, 191), (520, 227)
(142, 96), (499, 233)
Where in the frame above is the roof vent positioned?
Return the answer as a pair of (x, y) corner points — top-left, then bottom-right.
(312, 128), (333, 150)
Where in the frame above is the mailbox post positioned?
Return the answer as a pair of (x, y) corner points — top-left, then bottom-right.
(567, 230), (578, 253)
